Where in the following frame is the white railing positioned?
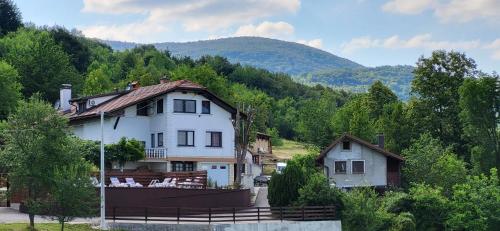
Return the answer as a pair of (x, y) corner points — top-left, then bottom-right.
(145, 148), (167, 159)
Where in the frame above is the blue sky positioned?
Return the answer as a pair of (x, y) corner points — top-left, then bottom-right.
(15, 0), (500, 72)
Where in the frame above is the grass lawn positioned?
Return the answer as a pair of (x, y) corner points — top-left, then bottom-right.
(272, 139), (309, 160)
(262, 139), (309, 175)
(0, 223), (99, 231)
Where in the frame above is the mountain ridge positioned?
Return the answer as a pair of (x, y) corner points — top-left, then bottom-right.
(104, 36), (363, 74)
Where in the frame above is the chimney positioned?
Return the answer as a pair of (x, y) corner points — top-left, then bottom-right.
(160, 75), (169, 84)
(377, 133), (385, 149)
(131, 81), (140, 90)
(59, 84), (72, 112)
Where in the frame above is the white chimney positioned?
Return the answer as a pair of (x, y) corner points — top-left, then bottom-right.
(60, 84), (72, 112)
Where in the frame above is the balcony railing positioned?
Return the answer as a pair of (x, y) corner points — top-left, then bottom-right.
(145, 148), (167, 159)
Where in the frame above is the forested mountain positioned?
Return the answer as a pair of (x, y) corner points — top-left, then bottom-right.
(297, 65), (414, 100)
(105, 37), (363, 74)
(104, 37), (414, 99)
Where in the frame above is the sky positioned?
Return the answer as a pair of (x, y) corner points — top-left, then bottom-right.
(14, 0), (500, 72)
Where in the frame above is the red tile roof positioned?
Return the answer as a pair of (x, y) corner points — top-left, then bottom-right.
(68, 80), (233, 121)
(317, 133), (404, 162)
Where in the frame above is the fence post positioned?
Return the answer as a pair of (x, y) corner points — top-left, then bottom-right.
(113, 207), (116, 222)
(233, 207), (236, 224)
(257, 207), (260, 222)
(177, 207), (180, 224)
(323, 205), (326, 220)
(145, 207), (148, 224)
(208, 208), (211, 224)
(302, 206), (305, 221)
(280, 207), (283, 222)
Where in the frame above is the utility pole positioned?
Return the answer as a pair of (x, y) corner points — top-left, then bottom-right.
(100, 111), (107, 230)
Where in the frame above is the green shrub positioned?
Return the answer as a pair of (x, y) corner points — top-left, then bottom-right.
(341, 188), (392, 231)
(446, 168), (500, 231)
(268, 160), (305, 206)
(380, 191), (411, 214)
(409, 184), (449, 231)
(296, 173), (343, 216)
(390, 212), (416, 231)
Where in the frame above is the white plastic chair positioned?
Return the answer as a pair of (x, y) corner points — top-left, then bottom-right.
(148, 179), (159, 187)
(125, 177), (143, 187)
(110, 177), (128, 187)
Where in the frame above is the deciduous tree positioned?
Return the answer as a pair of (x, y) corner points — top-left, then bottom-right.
(0, 61), (21, 120)
(411, 50), (476, 156)
(459, 75), (499, 174)
(0, 95), (75, 228)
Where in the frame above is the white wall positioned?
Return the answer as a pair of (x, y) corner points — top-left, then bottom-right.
(323, 141), (387, 187)
(165, 92), (234, 158)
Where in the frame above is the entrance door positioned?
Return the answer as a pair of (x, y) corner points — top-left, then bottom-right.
(205, 164), (229, 186)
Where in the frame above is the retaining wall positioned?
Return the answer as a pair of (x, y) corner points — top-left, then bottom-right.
(109, 220), (342, 231)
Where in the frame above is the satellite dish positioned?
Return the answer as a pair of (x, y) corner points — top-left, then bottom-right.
(89, 100), (96, 106)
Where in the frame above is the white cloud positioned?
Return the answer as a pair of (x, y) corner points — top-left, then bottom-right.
(340, 36), (381, 54)
(485, 39), (500, 49)
(234, 21), (294, 38)
(485, 39), (500, 60)
(297, 39), (323, 49)
(81, 0), (301, 40)
(382, 0), (435, 14)
(341, 34), (481, 54)
(81, 22), (168, 42)
(382, 0), (500, 23)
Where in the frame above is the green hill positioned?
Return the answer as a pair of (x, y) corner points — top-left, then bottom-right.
(104, 37), (414, 99)
(105, 37), (363, 75)
(296, 65), (415, 100)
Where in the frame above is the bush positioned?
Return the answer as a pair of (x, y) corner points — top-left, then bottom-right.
(409, 184), (449, 231)
(268, 160), (305, 206)
(380, 191), (411, 214)
(390, 212), (416, 231)
(341, 188), (392, 231)
(296, 173), (343, 215)
(268, 153), (320, 207)
(446, 168), (500, 231)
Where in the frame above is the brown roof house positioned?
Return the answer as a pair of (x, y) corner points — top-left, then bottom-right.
(59, 79), (241, 187)
(317, 133), (404, 188)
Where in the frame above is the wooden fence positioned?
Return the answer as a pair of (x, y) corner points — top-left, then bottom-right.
(108, 206), (336, 224)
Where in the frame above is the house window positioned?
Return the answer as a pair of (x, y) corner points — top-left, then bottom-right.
(178, 130), (194, 146)
(137, 102), (150, 116)
(342, 141), (351, 150)
(173, 99), (196, 113)
(150, 134), (155, 148)
(252, 155), (259, 164)
(334, 161), (347, 174)
(171, 161), (194, 172)
(206, 131), (222, 147)
(157, 133), (163, 147)
(78, 102), (86, 113)
(352, 160), (365, 174)
(157, 99), (163, 114)
(202, 101), (211, 114)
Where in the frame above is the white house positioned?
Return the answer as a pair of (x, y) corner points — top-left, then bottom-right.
(316, 133), (404, 188)
(61, 79), (248, 187)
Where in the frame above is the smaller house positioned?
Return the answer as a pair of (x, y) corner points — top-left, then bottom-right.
(241, 133), (273, 188)
(317, 133), (404, 188)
